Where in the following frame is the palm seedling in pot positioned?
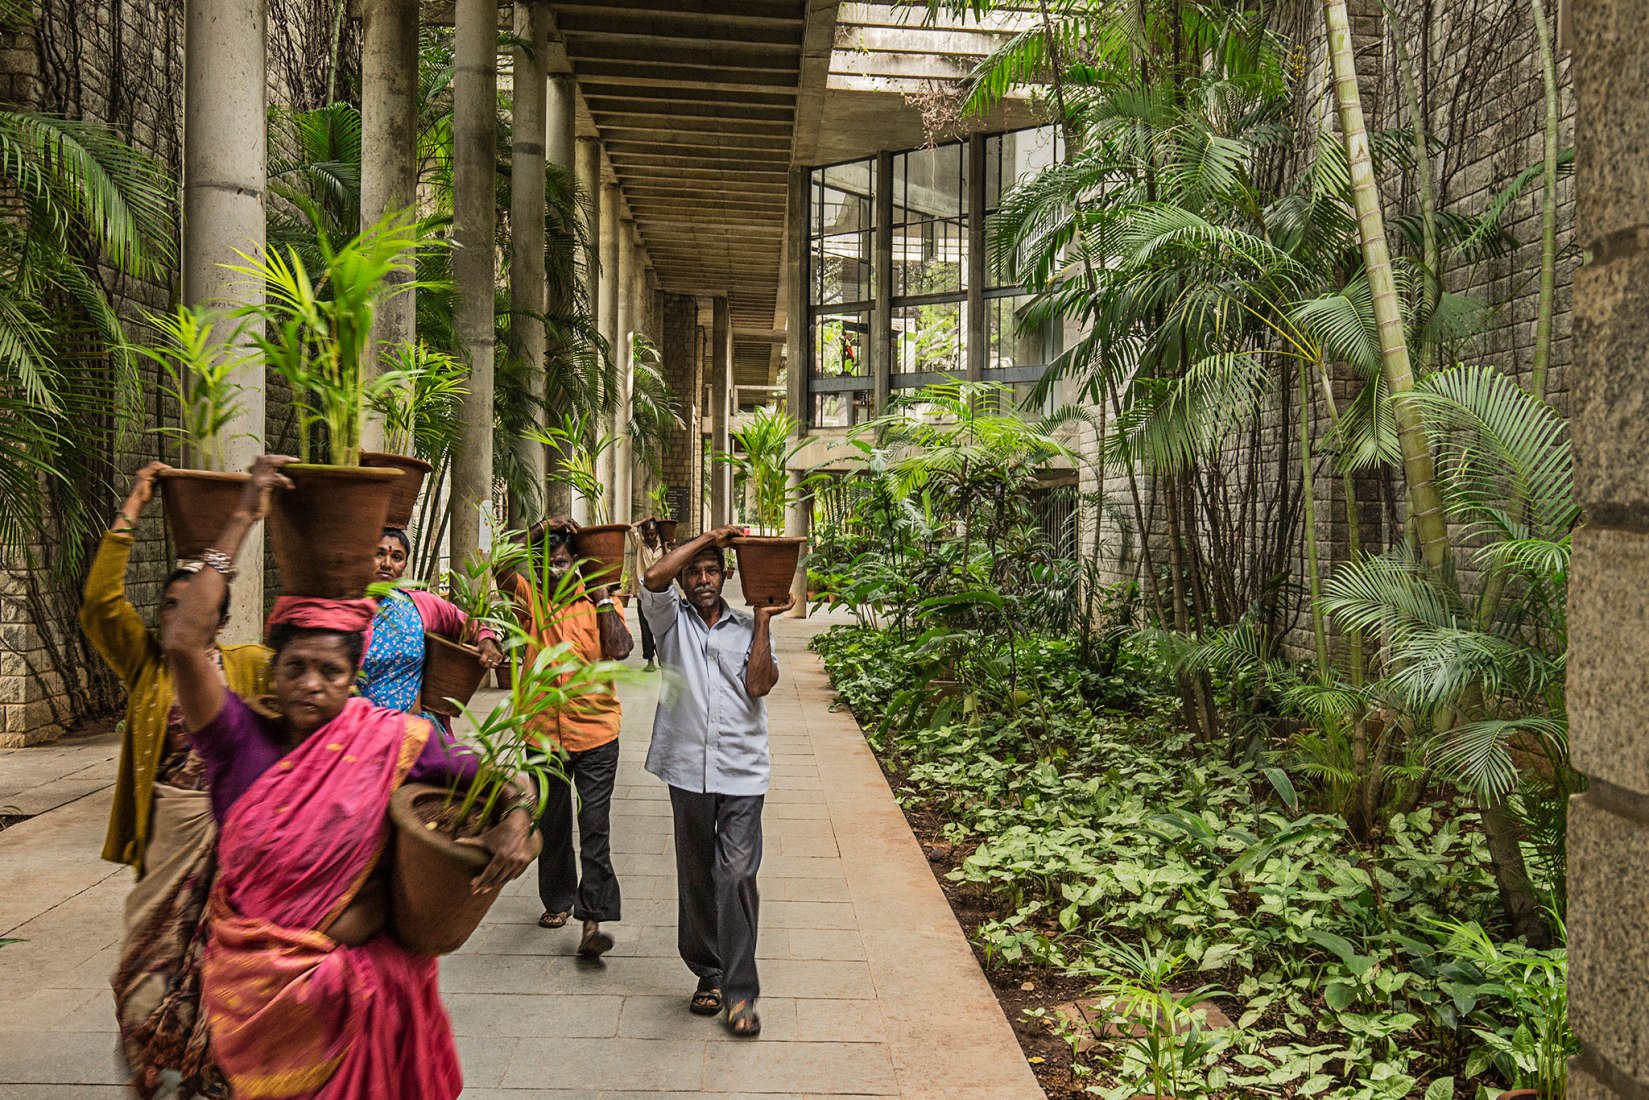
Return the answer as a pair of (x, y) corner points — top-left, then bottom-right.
(362, 341), (465, 530)
(529, 413), (628, 590)
(389, 534), (636, 955)
(420, 526), (525, 719)
(714, 407), (814, 607)
(231, 211), (428, 596)
(140, 305), (253, 559)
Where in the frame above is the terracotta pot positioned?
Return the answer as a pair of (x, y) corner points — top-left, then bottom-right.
(1495, 1092), (1539, 1100)
(420, 633), (487, 718)
(571, 523), (629, 590)
(654, 518), (679, 545)
(493, 663), (513, 690)
(731, 535), (805, 608)
(267, 464), (403, 598)
(388, 783), (541, 955)
(360, 451), (432, 530)
(156, 469), (250, 560)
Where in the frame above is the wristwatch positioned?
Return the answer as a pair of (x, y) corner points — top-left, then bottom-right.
(595, 596), (616, 612)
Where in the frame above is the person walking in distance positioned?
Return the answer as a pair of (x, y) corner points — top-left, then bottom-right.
(637, 525), (793, 1038)
(631, 518), (667, 672)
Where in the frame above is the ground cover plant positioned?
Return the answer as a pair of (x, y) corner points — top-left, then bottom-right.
(814, 624), (1570, 1099)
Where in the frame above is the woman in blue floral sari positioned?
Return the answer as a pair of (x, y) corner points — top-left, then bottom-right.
(364, 529), (502, 720)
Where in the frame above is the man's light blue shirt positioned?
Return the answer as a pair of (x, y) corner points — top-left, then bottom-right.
(638, 584), (775, 796)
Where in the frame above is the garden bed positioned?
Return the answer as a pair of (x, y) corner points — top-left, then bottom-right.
(813, 624), (1568, 1100)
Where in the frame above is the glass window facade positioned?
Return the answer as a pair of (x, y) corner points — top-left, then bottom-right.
(805, 125), (1060, 428)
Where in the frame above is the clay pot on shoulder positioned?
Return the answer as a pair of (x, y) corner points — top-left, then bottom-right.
(388, 782), (542, 955)
(360, 452), (432, 530)
(267, 464), (403, 598)
(156, 469), (250, 560)
(420, 633), (488, 718)
(730, 536), (805, 608)
(570, 523), (629, 590)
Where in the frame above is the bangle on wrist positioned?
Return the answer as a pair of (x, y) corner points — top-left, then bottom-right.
(200, 548), (238, 580)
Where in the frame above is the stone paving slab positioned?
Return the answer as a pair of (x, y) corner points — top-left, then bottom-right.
(0, 606), (1040, 1098)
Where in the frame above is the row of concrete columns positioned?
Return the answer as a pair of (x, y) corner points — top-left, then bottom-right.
(183, 0), (664, 639)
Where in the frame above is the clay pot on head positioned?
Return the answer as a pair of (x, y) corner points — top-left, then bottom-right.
(654, 518), (679, 545)
(388, 783), (542, 955)
(156, 469), (251, 561)
(360, 452), (432, 530)
(419, 633), (488, 718)
(730, 536), (805, 608)
(570, 523), (629, 590)
(267, 464), (403, 598)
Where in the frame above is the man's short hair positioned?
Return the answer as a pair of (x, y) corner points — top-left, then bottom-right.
(687, 543), (725, 572)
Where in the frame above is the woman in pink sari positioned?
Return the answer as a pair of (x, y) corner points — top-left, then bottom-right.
(163, 455), (537, 1099)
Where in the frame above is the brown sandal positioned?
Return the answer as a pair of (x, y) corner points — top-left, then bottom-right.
(538, 910), (570, 929)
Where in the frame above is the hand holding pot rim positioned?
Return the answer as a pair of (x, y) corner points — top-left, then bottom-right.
(237, 454), (298, 522)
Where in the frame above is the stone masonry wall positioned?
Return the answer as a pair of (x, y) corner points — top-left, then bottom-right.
(1566, 0), (1649, 1092)
(659, 292), (704, 536)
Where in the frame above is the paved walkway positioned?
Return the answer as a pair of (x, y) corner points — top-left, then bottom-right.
(0, 606), (1041, 1099)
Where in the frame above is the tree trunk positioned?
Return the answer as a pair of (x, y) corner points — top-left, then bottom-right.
(1322, 0), (1449, 573)
(1529, 0), (1561, 400)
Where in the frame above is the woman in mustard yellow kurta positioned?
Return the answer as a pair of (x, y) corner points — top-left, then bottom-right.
(80, 461), (270, 1096)
(81, 461), (270, 870)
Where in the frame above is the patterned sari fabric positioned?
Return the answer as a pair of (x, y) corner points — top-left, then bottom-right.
(113, 752), (228, 1099)
(201, 698), (463, 1100)
(361, 592), (436, 720)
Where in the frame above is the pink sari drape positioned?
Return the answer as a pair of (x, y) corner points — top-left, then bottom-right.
(200, 697), (463, 1100)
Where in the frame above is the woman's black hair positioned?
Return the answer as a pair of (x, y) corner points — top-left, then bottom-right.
(381, 527), (412, 555)
(163, 567), (231, 623)
(266, 624), (365, 669)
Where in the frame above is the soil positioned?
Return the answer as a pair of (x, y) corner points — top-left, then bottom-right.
(0, 813), (31, 832)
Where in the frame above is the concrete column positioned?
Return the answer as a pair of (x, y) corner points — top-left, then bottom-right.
(710, 296), (731, 527)
(613, 220), (636, 526)
(784, 467), (809, 618)
(871, 150), (894, 412)
(966, 133), (987, 383)
(448, 0), (497, 566)
(576, 137), (602, 331)
(507, 2), (550, 524)
(184, 0), (267, 642)
(1567, 6), (1649, 1095)
(597, 183), (621, 507)
(358, 0), (419, 455)
(786, 166), (808, 426)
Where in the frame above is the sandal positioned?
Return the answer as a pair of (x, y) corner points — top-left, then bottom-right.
(689, 985), (723, 1017)
(538, 910), (570, 929)
(577, 924), (614, 959)
(724, 999), (761, 1038)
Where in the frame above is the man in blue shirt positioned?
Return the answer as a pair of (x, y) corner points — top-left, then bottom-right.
(638, 525), (792, 1039)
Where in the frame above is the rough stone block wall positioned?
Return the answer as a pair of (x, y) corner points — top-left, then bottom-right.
(659, 292), (703, 535)
(1567, 0), (1649, 1088)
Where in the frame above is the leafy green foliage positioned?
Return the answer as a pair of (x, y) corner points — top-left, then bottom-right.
(814, 624), (1570, 1099)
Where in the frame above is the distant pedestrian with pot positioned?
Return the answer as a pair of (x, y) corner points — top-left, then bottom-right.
(638, 525), (793, 1038)
(508, 518), (633, 958)
(631, 518), (668, 672)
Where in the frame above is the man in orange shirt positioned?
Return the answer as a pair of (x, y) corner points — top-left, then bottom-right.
(512, 521), (634, 958)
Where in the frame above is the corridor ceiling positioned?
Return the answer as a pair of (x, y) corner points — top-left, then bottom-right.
(547, 0), (830, 389)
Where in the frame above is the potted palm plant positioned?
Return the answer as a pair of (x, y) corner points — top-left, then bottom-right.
(420, 527), (525, 719)
(362, 342), (464, 529)
(715, 407), (812, 607)
(530, 414), (628, 589)
(389, 541), (633, 955)
(232, 211), (425, 597)
(141, 305), (252, 559)
(644, 483), (678, 545)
